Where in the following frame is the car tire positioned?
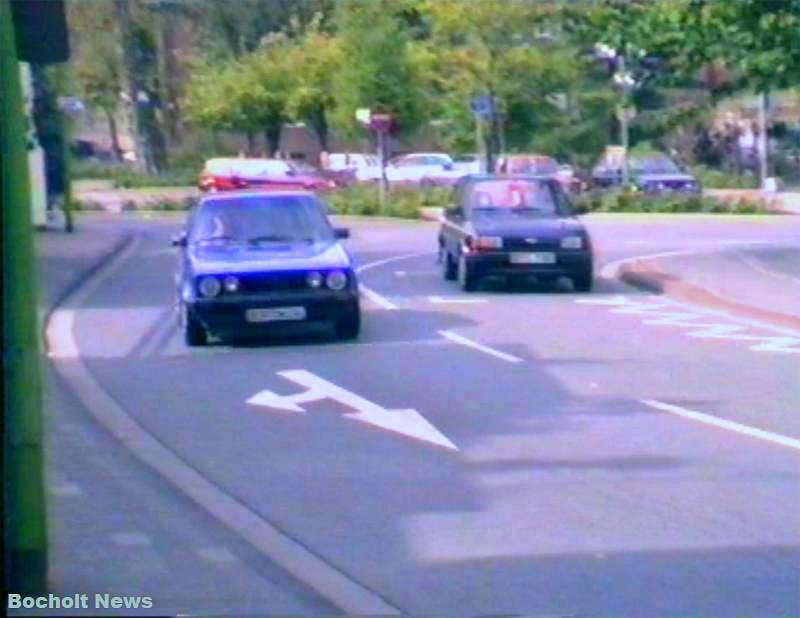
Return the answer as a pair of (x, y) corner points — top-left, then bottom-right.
(184, 310), (208, 347)
(335, 309), (361, 340)
(572, 272), (593, 293)
(443, 250), (457, 281)
(458, 254), (478, 292)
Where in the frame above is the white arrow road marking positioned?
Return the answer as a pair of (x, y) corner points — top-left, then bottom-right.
(642, 399), (800, 452)
(247, 370), (458, 451)
(428, 296), (488, 304)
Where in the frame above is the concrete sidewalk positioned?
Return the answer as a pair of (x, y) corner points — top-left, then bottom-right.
(25, 214), (331, 616)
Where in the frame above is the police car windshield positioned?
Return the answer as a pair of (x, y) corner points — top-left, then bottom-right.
(467, 180), (564, 216)
(190, 195), (334, 245)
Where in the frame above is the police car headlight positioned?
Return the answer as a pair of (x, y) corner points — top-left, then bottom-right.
(198, 276), (221, 297)
(326, 270), (348, 291)
(561, 236), (583, 249)
(307, 271), (324, 289)
(223, 275), (240, 293)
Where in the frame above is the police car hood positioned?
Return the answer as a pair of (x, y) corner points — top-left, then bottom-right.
(189, 241), (351, 274)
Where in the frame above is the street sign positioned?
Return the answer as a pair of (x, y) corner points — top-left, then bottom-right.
(470, 94), (495, 120)
(355, 108), (371, 124)
(615, 106), (636, 122)
(248, 370), (458, 450)
(369, 113), (393, 133)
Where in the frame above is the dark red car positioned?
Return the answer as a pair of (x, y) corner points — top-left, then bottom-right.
(199, 158), (336, 193)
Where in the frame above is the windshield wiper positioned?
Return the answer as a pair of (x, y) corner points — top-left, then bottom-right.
(247, 235), (315, 244)
(192, 235), (239, 244)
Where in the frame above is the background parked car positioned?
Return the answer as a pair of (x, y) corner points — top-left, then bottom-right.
(199, 158), (336, 193)
(591, 154), (700, 194)
(498, 154), (582, 193)
(321, 153), (378, 186)
(385, 153), (455, 185)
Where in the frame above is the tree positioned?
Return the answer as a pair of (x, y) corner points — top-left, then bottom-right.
(183, 35), (294, 156)
(331, 0), (425, 142)
(415, 0), (592, 165)
(67, 2), (125, 161)
(189, 0), (334, 60)
(284, 22), (343, 152)
(116, 0), (168, 174)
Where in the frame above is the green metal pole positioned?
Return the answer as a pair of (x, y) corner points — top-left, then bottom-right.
(2, 0), (49, 594)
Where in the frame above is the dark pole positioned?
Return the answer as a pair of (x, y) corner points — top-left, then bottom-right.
(2, 0), (49, 594)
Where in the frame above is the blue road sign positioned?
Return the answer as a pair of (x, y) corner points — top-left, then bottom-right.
(470, 94), (495, 120)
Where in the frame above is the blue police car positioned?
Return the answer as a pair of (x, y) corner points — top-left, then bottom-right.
(172, 191), (360, 346)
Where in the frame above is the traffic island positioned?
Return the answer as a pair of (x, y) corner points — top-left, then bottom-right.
(618, 258), (800, 331)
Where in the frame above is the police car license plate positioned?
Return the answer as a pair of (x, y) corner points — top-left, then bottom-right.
(510, 252), (555, 264)
(245, 307), (307, 322)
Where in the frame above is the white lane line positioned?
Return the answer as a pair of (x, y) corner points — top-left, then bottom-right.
(429, 296), (488, 304)
(356, 250), (437, 274)
(738, 253), (800, 285)
(577, 295), (800, 353)
(137, 308), (176, 357)
(111, 532), (152, 547)
(359, 284), (398, 310)
(50, 482), (83, 497)
(194, 546), (239, 565)
(439, 330), (523, 363)
(642, 399), (800, 453)
(600, 250), (692, 279)
(599, 241), (790, 280)
(356, 251), (438, 311)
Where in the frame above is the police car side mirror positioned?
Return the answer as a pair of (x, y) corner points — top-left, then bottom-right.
(334, 227), (350, 239)
(171, 232), (187, 247)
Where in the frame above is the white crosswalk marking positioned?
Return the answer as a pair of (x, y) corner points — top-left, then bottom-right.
(577, 295), (800, 354)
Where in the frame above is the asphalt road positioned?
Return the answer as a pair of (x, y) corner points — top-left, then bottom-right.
(59, 213), (800, 617)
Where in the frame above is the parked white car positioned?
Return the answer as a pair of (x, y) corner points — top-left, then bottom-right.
(385, 153), (455, 184)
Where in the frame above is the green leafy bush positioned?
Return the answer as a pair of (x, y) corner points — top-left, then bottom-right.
(690, 165), (759, 189)
(110, 168), (197, 189)
(70, 161), (197, 188)
(573, 190), (771, 215)
(326, 185), (450, 219)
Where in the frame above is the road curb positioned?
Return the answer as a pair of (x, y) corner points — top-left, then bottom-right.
(618, 258), (800, 331)
(44, 233), (402, 616)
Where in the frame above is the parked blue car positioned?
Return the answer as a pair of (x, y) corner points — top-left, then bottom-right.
(172, 191), (360, 346)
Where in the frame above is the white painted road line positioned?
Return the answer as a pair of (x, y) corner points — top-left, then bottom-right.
(111, 531), (152, 547)
(738, 253), (800, 285)
(578, 295), (800, 354)
(359, 284), (398, 310)
(429, 296), (488, 304)
(50, 482), (83, 497)
(439, 330), (523, 363)
(356, 250), (437, 274)
(642, 399), (800, 453)
(600, 250), (692, 279)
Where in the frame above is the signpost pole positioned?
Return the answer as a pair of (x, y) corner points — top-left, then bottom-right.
(1, 0), (48, 593)
(377, 130), (386, 211)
